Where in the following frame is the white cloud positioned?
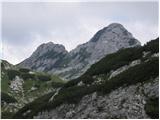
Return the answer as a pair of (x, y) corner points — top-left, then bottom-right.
(1, 1), (159, 64)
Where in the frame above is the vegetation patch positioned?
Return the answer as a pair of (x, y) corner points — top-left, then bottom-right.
(145, 97), (159, 119)
(1, 92), (17, 103)
(7, 69), (21, 80)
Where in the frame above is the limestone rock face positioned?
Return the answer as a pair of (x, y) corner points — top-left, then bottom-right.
(18, 23), (141, 80)
(34, 77), (158, 119)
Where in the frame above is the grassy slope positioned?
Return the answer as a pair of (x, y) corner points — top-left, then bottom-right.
(1, 63), (65, 118)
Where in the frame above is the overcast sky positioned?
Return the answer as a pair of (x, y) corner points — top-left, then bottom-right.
(1, 1), (159, 64)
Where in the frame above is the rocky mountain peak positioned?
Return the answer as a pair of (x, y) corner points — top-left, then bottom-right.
(18, 23), (141, 79)
(31, 42), (68, 59)
(90, 23), (133, 43)
(37, 42), (67, 53)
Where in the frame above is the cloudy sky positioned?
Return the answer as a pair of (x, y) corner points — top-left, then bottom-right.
(1, 1), (159, 64)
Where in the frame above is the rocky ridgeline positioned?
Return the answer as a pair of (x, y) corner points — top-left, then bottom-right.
(18, 23), (140, 80)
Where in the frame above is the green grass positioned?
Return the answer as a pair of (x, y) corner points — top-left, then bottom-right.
(1, 72), (10, 93)
(2, 111), (15, 119)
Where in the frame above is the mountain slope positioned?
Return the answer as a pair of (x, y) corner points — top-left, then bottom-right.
(18, 23), (141, 80)
(13, 38), (159, 119)
(1, 60), (65, 118)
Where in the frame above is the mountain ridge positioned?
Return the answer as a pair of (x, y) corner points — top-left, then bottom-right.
(18, 23), (141, 80)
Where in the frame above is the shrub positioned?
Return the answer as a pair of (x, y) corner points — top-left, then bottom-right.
(21, 73), (35, 80)
(2, 112), (14, 119)
(19, 68), (30, 73)
(37, 74), (51, 81)
(63, 78), (80, 88)
(84, 47), (143, 76)
(7, 69), (20, 80)
(143, 38), (159, 53)
(100, 57), (159, 93)
(1, 92), (17, 103)
(81, 75), (95, 84)
(13, 92), (54, 119)
(51, 82), (64, 88)
(145, 97), (159, 119)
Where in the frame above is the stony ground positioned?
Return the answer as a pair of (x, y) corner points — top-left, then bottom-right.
(34, 76), (158, 119)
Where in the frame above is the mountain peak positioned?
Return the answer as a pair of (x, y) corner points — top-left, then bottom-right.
(18, 23), (141, 79)
(90, 23), (136, 43)
(107, 23), (124, 28)
(36, 42), (67, 54)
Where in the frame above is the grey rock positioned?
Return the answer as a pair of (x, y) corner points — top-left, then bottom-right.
(34, 77), (158, 119)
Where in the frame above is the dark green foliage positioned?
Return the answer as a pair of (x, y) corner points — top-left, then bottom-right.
(42, 84), (99, 114)
(1, 61), (5, 70)
(7, 69), (20, 80)
(143, 37), (159, 53)
(145, 97), (159, 119)
(21, 73), (35, 80)
(2, 112), (14, 119)
(84, 47), (143, 76)
(63, 78), (80, 88)
(100, 57), (158, 93)
(37, 74), (51, 81)
(1, 92), (17, 103)
(19, 68), (30, 73)
(81, 75), (95, 84)
(51, 82), (64, 88)
(13, 84), (100, 118)
(34, 84), (40, 88)
(13, 92), (54, 119)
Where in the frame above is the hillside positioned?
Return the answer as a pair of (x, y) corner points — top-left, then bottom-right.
(18, 23), (140, 80)
(13, 38), (159, 119)
(1, 60), (65, 119)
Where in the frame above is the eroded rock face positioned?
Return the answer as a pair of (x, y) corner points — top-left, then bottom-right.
(34, 77), (158, 119)
(18, 23), (141, 80)
(10, 76), (24, 94)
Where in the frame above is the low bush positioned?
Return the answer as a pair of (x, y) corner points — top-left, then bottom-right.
(7, 69), (20, 80)
(19, 68), (30, 73)
(84, 47), (143, 76)
(37, 74), (51, 81)
(13, 92), (54, 119)
(2, 112), (14, 119)
(100, 57), (158, 93)
(21, 73), (35, 80)
(1, 92), (17, 103)
(145, 97), (159, 119)
(51, 82), (64, 88)
(143, 38), (159, 53)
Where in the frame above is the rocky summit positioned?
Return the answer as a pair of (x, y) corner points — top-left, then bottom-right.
(18, 23), (141, 80)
